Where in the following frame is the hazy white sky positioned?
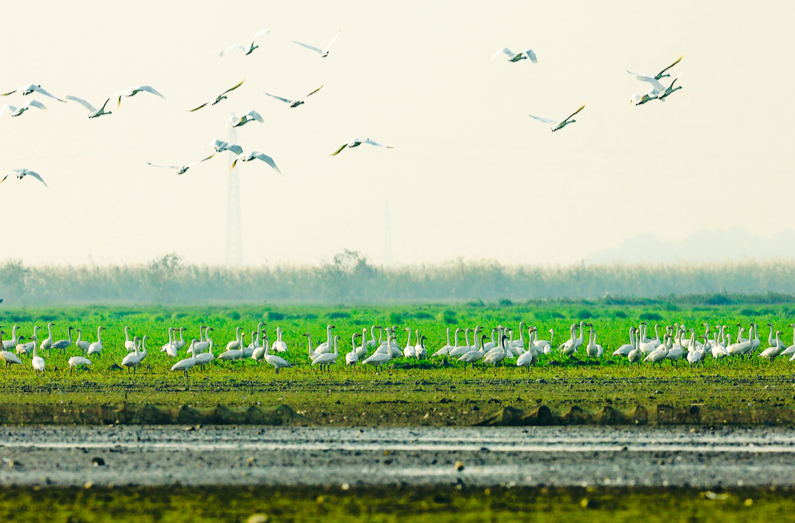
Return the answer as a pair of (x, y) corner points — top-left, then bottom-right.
(2, 1), (794, 267)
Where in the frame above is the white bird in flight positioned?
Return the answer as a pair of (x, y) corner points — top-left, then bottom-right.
(627, 55), (683, 81)
(330, 138), (393, 156)
(0, 100), (47, 118)
(116, 86), (165, 109)
(219, 29), (270, 57)
(228, 151), (281, 173)
(228, 109), (263, 128)
(188, 78), (246, 112)
(491, 47), (537, 63)
(293, 30), (341, 58)
(207, 139), (244, 156)
(265, 85), (323, 108)
(66, 95), (114, 118)
(0, 84), (66, 102)
(11, 168), (48, 187)
(629, 73), (683, 106)
(528, 104), (586, 132)
(148, 154), (215, 175)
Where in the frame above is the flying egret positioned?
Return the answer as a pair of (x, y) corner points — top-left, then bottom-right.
(147, 153), (215, 175)
(65, 95), (114, 118)
(188, 79), (246, 112)
(10, 168), (48, 187)
(529, 104), (586, 132)
(0, 100), (48, 118)
(219, 29), (270, 57)
(264, 85), (323, 108)
(657, 73), (684, 101)
(228, 151), (281, 173)
(630, 87), (660, 106)
(0, 84), (65, 102)
(207, 139), (244, 156)
(116, 86), (164, 109)
(228, 109), (263, 128)
(330, 138), (393, 156)
(627, 55), (683, 81)
(293, 30), (341, 58)
(491, 47), (537, 63)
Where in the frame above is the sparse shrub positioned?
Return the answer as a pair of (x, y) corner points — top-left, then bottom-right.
(267, 311), (285, 320)
(614, 310), (627, 319)
(498, 299), (513, 306)
(639, 312), (663, 321)
(740, 308), (758, 316)
(328, 311), (351, 319)
(577, 310), (593, 319)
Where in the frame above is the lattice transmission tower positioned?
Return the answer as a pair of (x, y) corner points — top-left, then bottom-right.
(225, 114), (243, 266)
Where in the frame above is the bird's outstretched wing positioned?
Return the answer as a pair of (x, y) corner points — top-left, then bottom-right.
(265, 92), (292, 104)
(492, 47), (513, 60)
(305, 85), (324, 98)
(65, 95), (98, 113)
(246, 110), (264, 123)
(325, 30), (341, 50)
(220, 78), (246, 97)
(656, 55), (683, 79)
(363, 139), (392, 148)
(562, 104), (586, 124)
(14, 169), (48, 187)
(329, 144), (348, 156)
(523, 49), (538, 63)
(0, 104), (14, 117)
(528, 114), (557, 126)
(137, 86), (165, 98)
(25, 100), (48, 111)
(147, 162), (181, 170)
(250, 29), (270, 44)
(293, 40), (323, 54)
(188, 100), (210, 112)
(220, 44), (246, 57)
(31, 86), (65, 102)
(634, 75), (666, 93)
(251, 152), (281, 174)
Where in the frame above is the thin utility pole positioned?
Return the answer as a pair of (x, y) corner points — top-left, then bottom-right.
(225, 114), (243, 266)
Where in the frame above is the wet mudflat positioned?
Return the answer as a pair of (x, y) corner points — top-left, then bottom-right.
(2, 425), (795, 488)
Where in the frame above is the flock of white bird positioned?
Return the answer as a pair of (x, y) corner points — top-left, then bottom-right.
(0, 318), (788, 378)
(1, 32), (683, 187)
(0, 27), (395, 187)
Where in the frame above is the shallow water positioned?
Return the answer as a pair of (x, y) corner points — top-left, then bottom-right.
(1, 425), (794, 487)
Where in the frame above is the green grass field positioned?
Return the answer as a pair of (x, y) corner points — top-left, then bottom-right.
(0, 302), (792, 426)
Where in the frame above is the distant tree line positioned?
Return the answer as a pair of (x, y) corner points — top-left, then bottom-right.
(2, 250), (795, 305)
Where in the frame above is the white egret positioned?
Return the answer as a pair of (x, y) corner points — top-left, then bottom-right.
(2, 326), (20, 350)
(346, 332), (360, 366)
(75, 329), (90, 351)
(330, 138), (393, 156)
(123, 326), (136, 352)
(228, 151), (281, 173)
(516, 329), (538, 369)
(529, 104), (586, 132)
(188, 79), (246, 112)
(0, 100), (48, 117)
(87, 326), (104, 356)
(170, 342), (197, 377)
(31, 335), (45, 375)
(265, 85), (323, 108)
(196, 330), (216, 367)
(432, 328), (454, 357)
(293, 30), (341, 58)
(40, 323), (55, 351)
(612, 327), (636, 357)
(189, 326), (210, 354)
(354, 328), (370, 359)
(403, 327), (415, 358)
(160, 327), (176, 354)
(312, 335), (339, 370)
(759, 331), (783, 361)
(147, 153), (215, 175)
(220, 29), (270, 57)
(491, 47), (537, 63)
(116, 86), (164, 109)
(264, 336), (291, 374)
(207, 139), (244, 156)
(11, 168), (48, 187)
(0, 331), (22, 368)
(225, 327), (243, 352)
(228, 109), (263, 128)
(627, 55), (683, 81)
(174, 327), (186, 350)
(65, 95), (113, 118)
(272, 327), (288, 353)
(218, 332), (245, 361)
(460, 335), (488, 369)
(67, 355), (92, 372)
(627, 330), (642, 364)
(1, 84), (65, 102)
